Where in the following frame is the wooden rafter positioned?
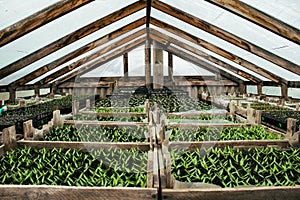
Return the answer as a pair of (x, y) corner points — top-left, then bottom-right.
(0, 0), (147, 80)
(152, 39), (242, 84)
(205, 0), (300, 45)
(38, 30), (146, 85)
(10, 18), (146, 87)
(150, 17), (288, 85)
(54, 38), (146, 85)
(151, 0), (300, 77)
(0, 0), (94, 47)
(150, 28), (262, 84)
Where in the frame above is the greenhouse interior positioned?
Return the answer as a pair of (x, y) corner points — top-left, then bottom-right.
(0, 0), (300, 199)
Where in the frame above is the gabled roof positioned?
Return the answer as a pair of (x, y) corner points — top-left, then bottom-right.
(0, 0), (299, 91)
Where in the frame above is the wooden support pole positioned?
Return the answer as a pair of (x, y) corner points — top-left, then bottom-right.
(86, 99), (91, 110)
(256, 110), (262, 124)
(145, 40), (151, 89)
(246, 108), (255, 124)
(53, 110), (63, 127)
(229, 101), (235, 116)
(257, 83), (263, 96)
(34, 86), (40, 97)
(153, 41), (164, 89)
(3, 126), (17, 152)
(287, 118), (299, 147)
(239, 82), (246, 95)
(281, 83), (289, 101)
(72, 101), (79, 115)
(168, 52), (173, 80)
(8, 88), (16, 103)
(123, 52), (128, 80)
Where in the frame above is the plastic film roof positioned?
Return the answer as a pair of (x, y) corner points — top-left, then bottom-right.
(0, 0), (299, 88)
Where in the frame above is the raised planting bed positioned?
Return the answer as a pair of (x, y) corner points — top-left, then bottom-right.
(0, 142), (157, 200)
(70, 113), (146, 123)
(166, 115), (238, 125)
(241, 102), (292, 111)
(95, 94), (147, 108)
(40, 124), (149, 143)
(160, 144), (300, 200)
(261, 111), (300, 130)
(165, 125), (284, 142)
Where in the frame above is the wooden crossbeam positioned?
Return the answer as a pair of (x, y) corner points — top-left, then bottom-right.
(0, 0), (94, 47)
(150, 17), (288, 84)
(151, 37), (242, 84)
(205, 0), (300, 45)
(0, 0), (147, 80)
(150, 28), (262, 84)
(151, 0), (300, 77)
(10, 17), (146, 87)
(55, 37), (146, 85)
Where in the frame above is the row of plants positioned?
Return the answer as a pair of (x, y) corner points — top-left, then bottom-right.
(167, 115), (239, 123)
(71, 114), (145, 122)
(0, 147), (148, 187)
(95, 107), (145, 113)
(95, 94), (146, 108)
(241, 102), (291, 111)
(41, 125), (148, 143)
(166, 126), (283, 141)
(171, 146), (300, 188)
(261, 111), (300, 130)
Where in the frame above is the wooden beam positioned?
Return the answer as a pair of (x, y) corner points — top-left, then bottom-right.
(153, 41), (164, 89)
(10, 17), (146, 87)
(0, 0), (94, 47)
(205, 0), (300, 45)
(150, 17), (288, 84)
(39, 29), (146, 85)
(55, 38), (145, 85)
(123, 53), (129, 80)
(145, 39), (152, 88)
(152, 38), (242, 84)
(151, 0), (300, 77)
(281, 83), (288, 100)
(146, 0), (151, 28)
(168, 52), (173, 80)
(150, 29), (262, 84)
(0, 0), (147, 79)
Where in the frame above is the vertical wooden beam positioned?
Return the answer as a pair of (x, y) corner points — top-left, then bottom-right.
(257, 83), (263, 96)
(8, 88), (16, 103)
(153, 41), (164, 89)
(145, 40), (152, 89)
(168, 52), (173, 80)
(34, 86), (40, 97)
(123, 53), (129, 80)
(281, 83), (288, 101)
(239, 82), (246, 95)
(3, 126), (16, 152)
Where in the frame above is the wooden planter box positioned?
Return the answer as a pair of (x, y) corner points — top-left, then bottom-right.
(159, 141), (300, 200)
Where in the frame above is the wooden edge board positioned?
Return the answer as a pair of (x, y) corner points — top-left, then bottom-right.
(153, 147), (159, 188)
(64, 120), (149, 127)
(169, 140), (290, 150)
(166, 112), (228, 117)
(166, 123), (251, 129)
(158, 147), (166, 189)
(79, 111), (147, 117)
(17, 140), (150, 151)
(161, 186), (300, 200)
(0, 185), (157, 200)
(147, 151), (154, 188)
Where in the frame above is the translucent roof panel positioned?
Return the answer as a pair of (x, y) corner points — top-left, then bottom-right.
(151, 7), (300, 81)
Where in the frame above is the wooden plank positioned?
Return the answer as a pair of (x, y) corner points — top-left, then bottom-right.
(166, 123), (251, 129)
(150, 29), (262, 83)
(150, 18), (288, 84)
(55, 38), (145, 85)
(153, 147), (159, 188)
(162, 186), (300, 200)
(17, 140), (150, 151)
(169, 140), (290, 151)
(205, 0), (300, 45)
(0, 0), (93, 47)
(152, 38), (242, 84)
(0, 0), (147, 80)
(11, 17), (146, 87)
(41, 30), (146, 85)
(3, 126), (17, 152)
(0, 185), (157, 200)
(151, 0), (300, 78)
(158, 147), (166, 188)
(64, 120), (148, 127)
(147, 151), (154, 188)
(124, 53), (129, 80)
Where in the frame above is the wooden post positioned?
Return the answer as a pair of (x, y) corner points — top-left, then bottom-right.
(100, 88), (106, 99)
(86, 99), (91, 110)
(287, 118), (299, 147)
(72, 100), (79, 115)
(168, 52), (174, 83)
(281, 83), (288, 101)
(8, 88), (16, 103)
(246, 108), (255, 124)
(296, 103), (300, 111)
(3, 126), (17, 152)
(34, 86), (40, 97)
(257, 83), (263, 96)
(53, 110), (63, 127)
(23, 120), (34, 140)
(239, 82), (246, 94)
(153, 41), (164, 89)
(229, 101), (235, 116)
(123, 52), (128, 80)
(145, 40), (151, 89)
(256, 110), (262, 124)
